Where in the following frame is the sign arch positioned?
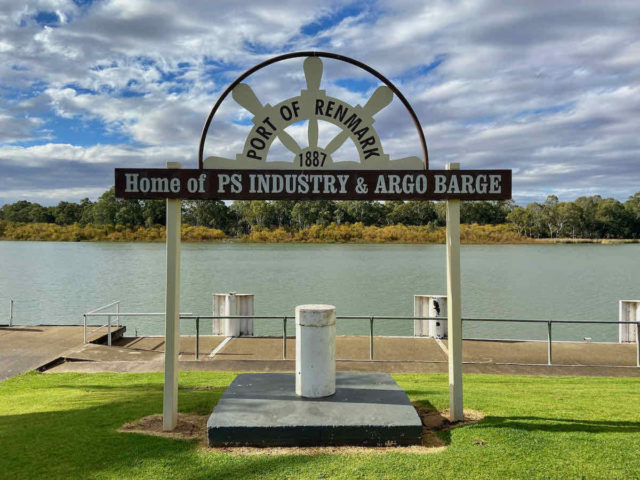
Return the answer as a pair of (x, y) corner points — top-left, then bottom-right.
(198, 51), (429, 170)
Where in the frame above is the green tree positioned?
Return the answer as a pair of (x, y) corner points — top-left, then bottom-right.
(291, 201), (335, 229)
(91, 188), (119, 225)
(624, 192), (640, 238)
(183, 200), (232, 230)
(54, 201), (82, 225)
(387, 201), (437, 225)
(573, 196), (601, 238)
(541, 195), (559, 238)
(29, 203), (56, 223)
(595, 198), (631, 238)
(139, 200), (165, 227)
(0, 201), (37, 222)
(230, 201), (276, 231)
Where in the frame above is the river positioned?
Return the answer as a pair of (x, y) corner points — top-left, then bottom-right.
(1, 241), (638, 341)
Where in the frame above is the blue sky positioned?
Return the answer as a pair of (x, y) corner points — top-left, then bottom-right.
(1, 0), (639, 205)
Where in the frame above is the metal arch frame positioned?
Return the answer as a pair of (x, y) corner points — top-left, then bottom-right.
(197, 51), (429, 170)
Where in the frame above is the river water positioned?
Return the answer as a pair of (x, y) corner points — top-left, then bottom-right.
(1, 241), (638, 341)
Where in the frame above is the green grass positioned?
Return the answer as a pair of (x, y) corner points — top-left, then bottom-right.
(1, 372), (639, 479)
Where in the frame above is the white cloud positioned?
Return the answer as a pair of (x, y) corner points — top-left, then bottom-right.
(0, 0), (639, 205)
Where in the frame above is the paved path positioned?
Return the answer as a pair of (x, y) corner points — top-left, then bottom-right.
(45, 335), (640, 377)
(0, 325), (124, 381)
(2, 327), (638, 379)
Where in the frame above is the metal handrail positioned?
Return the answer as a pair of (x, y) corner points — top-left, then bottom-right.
(179, 315), (639, 366)
(83, 306), (195, 346)
(83, 301), (120, 346)
(86, 300), (120, 315)
(86, 309), (640, 367)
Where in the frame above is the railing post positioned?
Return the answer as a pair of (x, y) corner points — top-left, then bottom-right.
(116, 302), (120, 327)
(83, 314), (87, 344)
(547, 321), (552, 365)
(9, 299), (13, 326)
(369, 316), (374, 360)
(107, 315), (112, 347)
(196, 317), (200, 360)
(283, 316), (287, 359)
(636, 322), (639, 368)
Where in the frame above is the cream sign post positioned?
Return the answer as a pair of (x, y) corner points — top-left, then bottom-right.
(115, 51), (512, 431)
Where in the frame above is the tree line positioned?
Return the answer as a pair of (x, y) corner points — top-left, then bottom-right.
(1, 187), (639, 239)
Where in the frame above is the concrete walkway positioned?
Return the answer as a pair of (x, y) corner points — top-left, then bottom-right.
(44, 334), (640, 377)
(0, 325), (124, 381)
(2, 326), (638, 379)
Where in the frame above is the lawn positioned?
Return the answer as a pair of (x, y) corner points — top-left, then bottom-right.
(1, 371), (639, 479)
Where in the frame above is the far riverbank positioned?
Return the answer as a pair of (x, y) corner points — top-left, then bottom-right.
(0, 221), (637, 244)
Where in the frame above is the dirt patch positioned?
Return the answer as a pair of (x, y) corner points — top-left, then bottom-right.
(413, 403), (484, 430)
(119, 405), (483, 455)
(119, 414), (207, 441)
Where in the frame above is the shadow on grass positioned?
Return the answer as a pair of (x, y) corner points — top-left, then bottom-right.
(483, 416), (640, 434)
(0, 381), (321, 479)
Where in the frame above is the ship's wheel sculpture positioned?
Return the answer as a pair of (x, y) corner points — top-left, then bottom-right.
(204, 57), (423, 171)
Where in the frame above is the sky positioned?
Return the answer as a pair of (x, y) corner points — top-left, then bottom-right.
(0, 0), (639, 206)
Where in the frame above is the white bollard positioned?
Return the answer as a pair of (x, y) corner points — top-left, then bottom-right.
(224, 292), (240, 337)
(212, 294), (226, 335)
(213, 293), (254, 336)
(296, 304), (336, 398)
(619, 300), (640, 343)
(414, 296), (429, 336)
(414, 295), (448, 338)
(236, 294), (254, 336)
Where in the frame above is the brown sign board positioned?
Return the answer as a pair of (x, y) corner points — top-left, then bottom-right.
(115, 168), (511, 201)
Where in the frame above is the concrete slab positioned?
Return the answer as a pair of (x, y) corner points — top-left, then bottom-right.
(207, 372), (423, 447)
(446, 339), (639, 367)
(35, 333), (640, 377)
(0, 325), (123, 381)
(62, 343), (163, 362)
(114, 335), (226, 359)
(212, 336), (446, 362)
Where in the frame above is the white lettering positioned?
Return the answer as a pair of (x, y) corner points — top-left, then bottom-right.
(388, 175), (401, 194)
(258, 175), (270, 193)
(311, 175), (322, 194)
(489, 175), (501, 194)
(323, 175), (337, 193)
(337, 175), (348, 193)
(125, 173), (139, 192)
(298, 174), (309, 194)
(285, 175), (296, 193)
(402, 175), (414, 194)
(374, 175), (388, 194)
(272, 175), (284, 194)
(151, 177), (169, 193)
(218, 174), (231, 193)
(461, 175), (474, 194)
(230, 174), (242, 193)
(448, 175), (460, 194)
(476, 175), (487, 194)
